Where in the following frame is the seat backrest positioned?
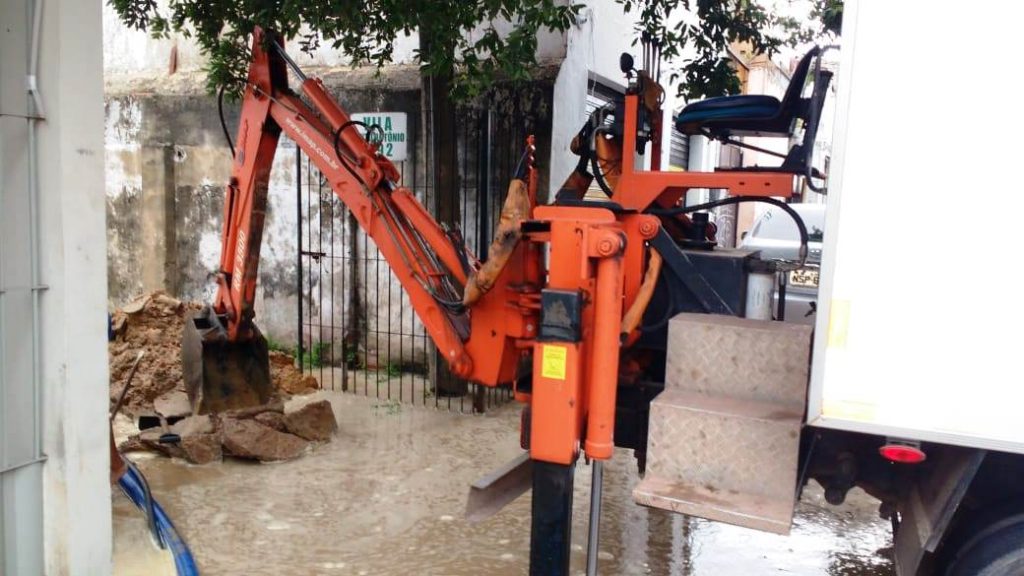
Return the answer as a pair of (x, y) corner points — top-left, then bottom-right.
(775, 46), (822, 124)
(787, 48), (835, 191)
(710, 45), (836, 191)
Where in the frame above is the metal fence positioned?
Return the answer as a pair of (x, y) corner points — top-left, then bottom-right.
(296, 87), (551, 413)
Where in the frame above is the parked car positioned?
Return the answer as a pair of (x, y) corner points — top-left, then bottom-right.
(740, 203), (825, 325)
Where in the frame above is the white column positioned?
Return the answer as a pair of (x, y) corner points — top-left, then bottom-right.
(35, 0), (112, 573)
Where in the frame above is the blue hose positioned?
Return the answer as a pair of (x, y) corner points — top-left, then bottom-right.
(118, 464), (200, 576)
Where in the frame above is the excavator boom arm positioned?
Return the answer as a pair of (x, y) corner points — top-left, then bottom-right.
(211, 29), (523, 385)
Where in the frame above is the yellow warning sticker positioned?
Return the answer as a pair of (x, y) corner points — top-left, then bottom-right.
(828, 299), (851, 349)
(541, 345), (568, 381)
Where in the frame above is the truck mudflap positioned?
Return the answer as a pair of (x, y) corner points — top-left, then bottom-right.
(894, 447), (985, 575)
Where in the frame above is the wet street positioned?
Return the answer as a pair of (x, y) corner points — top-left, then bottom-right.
(113, 391), (894, 575)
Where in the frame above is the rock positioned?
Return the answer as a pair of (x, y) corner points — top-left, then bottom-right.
(180, 432), (222, 464)
(170, 414), (214, 437)
(154, 390), (192, 419)
(110, 312), (127, 338)
(151, 293), (183, 310)
(294, 374), (320, 395)
(164, 414), (221, 463)
(118, 436), (149, 454)
(131, 421), (221, 464)
(283, 400), (337, 442)
(254, 411), (287, 432)
(223, 398), (284, 419)
(221, 418), (309, 461)
(136, 429), (184, 459)
(121, 294), (152, 314)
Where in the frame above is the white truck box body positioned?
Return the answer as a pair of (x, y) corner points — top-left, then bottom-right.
(808, 1), (1024, 454)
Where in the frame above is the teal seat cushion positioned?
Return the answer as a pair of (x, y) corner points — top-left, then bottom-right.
(675, 95), (780, 131)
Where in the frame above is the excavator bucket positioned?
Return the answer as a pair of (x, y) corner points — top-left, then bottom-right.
(181, 306), (275, 414)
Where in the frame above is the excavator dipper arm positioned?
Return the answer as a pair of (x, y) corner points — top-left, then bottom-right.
(184, 29), (532, 413)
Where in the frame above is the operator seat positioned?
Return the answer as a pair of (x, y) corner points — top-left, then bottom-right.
(674, 46), (832, 189)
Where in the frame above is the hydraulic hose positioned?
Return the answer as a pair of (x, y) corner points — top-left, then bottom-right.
(649, 196), (809, 266)
(217, 85), (234, 159)
(118, 464), (199, 576)
(590, 127), (618, 197)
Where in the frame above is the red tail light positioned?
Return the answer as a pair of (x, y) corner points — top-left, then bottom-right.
(879, 442), (926, 464)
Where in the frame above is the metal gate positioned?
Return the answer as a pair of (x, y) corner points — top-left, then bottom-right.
(296, 87), (551, 412)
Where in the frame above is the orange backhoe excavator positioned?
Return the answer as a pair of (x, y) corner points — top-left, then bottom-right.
(182, 29), (830, 575)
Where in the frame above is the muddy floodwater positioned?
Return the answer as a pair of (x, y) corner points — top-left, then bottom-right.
(113, 391), (894, 575)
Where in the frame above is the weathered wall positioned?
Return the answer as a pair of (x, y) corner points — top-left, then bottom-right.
(104, 63), (555, 369)
(105, 73), (420, 341)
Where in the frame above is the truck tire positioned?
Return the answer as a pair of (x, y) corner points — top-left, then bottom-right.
(945, 519), (1024, 576)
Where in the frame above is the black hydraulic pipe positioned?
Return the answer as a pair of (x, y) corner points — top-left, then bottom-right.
(477, 109), (491, 260)
(586, 461), (604, 576)
(777, 272), (787, 321)
(296, 147), (304, 363)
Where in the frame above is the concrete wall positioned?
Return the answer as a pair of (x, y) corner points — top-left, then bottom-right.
(550, 3), (637, 196)
(2, 0), (112, 573)
(549, 1), (698, 197)
(102, 5), (559, 368)
(105, 74), (422, 346)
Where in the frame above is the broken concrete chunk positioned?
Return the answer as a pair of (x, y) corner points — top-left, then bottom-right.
(170, 414), (214, 437)
(121, 294), (152, 315)
(180, 432), (223, 465)
(283, 400), (338, 442)
(154, 390), (192, 420)
(254, 410), (287, 432)
(118, 436), (148, 454)
(151, 293), (183, 311)
(136, 429), (184, 459)
(221, 418), (309, 461)
(132, 422), (221, 464)
(223, 398), (284, 420)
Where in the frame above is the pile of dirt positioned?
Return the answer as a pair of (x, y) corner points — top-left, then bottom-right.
(109, 291), (199, 417)
(109, 290), (329, 464)
(109, 291), (320, 415)
(270, 350), (320, 395)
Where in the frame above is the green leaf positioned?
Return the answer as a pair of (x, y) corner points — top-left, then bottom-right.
(108, 0), (837, 102)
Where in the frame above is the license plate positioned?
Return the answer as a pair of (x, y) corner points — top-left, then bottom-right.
(789, 267), (819, 288)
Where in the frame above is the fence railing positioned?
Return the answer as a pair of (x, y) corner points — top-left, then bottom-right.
(296, 90), (550, 413)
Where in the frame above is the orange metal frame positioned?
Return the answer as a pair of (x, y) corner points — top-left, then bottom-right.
(613, 93), (794, 212)
(212, 30), (798, 468)
(520, 89), (797, 465)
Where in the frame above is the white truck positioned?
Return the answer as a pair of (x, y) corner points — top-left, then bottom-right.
(812, 3), (1024, 573)
(637, 2), (1024, 575)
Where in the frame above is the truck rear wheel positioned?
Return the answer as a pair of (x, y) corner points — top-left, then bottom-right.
(945, 517), (1024, 576)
